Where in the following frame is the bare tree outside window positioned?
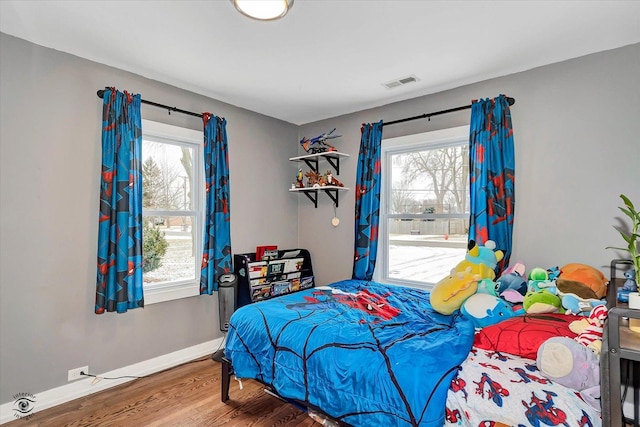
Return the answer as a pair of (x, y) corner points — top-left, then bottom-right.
(399, 145), (469, 215)
(383, 133), (470, 288)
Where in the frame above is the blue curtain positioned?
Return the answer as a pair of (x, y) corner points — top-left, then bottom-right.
(95, 88), (144, 314)
(469, 95), (515, 273)
(352, 120), (383, 280)
(200, 113), (232, 294)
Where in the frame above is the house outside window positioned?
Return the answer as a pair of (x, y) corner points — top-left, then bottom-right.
(141, 120), (203, 304)
(377, 125), (470, 290)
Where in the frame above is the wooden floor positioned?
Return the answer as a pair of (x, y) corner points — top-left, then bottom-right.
(6, 357), (321, 426)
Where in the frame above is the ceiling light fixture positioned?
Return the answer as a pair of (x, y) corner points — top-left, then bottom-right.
(232, 0), (294, 21)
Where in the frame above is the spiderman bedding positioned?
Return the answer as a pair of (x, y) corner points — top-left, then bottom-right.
(225, 279), (475, 427)
(444, 349), (602, 426)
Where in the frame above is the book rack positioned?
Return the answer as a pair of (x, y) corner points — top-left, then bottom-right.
(233, 248), (314, 308)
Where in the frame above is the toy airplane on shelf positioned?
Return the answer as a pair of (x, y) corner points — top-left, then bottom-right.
(299, 128), (342, 154)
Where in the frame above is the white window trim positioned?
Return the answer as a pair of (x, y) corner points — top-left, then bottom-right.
(375, 125), (470, 289)
(141, 119), (204, 305)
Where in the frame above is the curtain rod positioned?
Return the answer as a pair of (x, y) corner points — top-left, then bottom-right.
(96, 89), (203, 118)
(382, 96), (515, 127)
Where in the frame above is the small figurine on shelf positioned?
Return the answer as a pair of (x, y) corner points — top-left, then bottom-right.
(299, 128), (341, 154)
(305, 170), (322, 188)
(295, 168), (305, 188)
(617, 267), (638, 303)
(323, 170), (344, 187)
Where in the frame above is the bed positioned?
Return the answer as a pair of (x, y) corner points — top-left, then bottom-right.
(222, 279), (603, 426)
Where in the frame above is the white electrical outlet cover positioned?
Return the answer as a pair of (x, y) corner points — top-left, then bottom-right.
(68, 366), (88, 382)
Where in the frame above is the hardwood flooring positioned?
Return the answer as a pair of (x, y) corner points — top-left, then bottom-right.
(5, 357), (321, 426)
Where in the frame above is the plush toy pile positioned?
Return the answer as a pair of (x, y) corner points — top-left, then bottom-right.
(430, 243), (609, 321)
(428, 240), (613, 411)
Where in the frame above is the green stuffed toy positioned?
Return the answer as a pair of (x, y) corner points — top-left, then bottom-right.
(523, 289), (565, 314)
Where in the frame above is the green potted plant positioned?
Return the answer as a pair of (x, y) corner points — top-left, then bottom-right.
(607, 194), (640, 291)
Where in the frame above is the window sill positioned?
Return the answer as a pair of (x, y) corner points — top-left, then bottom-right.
(143, 281), (200, 305)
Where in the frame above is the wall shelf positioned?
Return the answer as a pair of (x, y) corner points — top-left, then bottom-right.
(290, 150), (350, 208)
(289, 151), (350, 175)
(289, 186), (349, 208)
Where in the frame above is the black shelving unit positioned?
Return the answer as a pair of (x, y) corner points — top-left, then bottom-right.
(233, 248), (314, 308)
(603, 258), (639, 426)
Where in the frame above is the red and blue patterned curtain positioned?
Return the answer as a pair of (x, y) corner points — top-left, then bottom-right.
(200, 113), (232, 294)
(469, 95), (515, 274)
(352, 120), (383, 280)
(95, 88), (144, 314)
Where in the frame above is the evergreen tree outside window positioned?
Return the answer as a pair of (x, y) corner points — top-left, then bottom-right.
(141, 120), (204, 304)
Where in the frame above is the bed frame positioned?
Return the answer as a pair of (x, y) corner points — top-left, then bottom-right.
(221, 356), (350, 426)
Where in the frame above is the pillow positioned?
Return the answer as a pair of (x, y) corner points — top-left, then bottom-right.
(473, 313), (581, 359)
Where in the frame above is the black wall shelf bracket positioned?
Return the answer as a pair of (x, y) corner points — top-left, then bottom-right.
(324, 155), (341, 175)
(303, 156), (340, 174)
(324, 188), (339, 207)
(289, 186), (348, 208)
(289, 152), (350, 175)
(303, 158), (319, 173)
(303, 190), (318, 208)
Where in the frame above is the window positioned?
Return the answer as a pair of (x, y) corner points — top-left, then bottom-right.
(141, 120), (203, 304)
(377, 126), (470, 290)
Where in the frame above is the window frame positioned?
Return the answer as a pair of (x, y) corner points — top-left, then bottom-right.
(141, 119), (204, 305)
(375, 125), (470, 290)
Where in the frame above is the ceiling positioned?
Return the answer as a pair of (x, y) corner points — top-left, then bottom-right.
(1, 1), (639, 125)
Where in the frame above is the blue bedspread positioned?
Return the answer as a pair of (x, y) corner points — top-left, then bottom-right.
(225, 279), (475, 427)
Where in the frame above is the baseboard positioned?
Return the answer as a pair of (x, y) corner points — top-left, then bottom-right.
(0, 338), (223, 424)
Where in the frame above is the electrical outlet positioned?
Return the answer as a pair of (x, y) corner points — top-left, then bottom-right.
(68, 366), (88, 382)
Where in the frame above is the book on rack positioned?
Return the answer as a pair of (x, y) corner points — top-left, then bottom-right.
(256, 245), (278, 261)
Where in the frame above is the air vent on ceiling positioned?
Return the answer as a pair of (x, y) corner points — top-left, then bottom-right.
(382, 75), (419, 89)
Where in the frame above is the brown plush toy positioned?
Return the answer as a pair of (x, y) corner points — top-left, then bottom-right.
(556, 263), (608, 300)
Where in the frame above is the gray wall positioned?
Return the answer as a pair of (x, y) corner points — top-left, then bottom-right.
(298, 43), (640, 286)
(0, 33), (299, 403)
(1, 31), (639, 405)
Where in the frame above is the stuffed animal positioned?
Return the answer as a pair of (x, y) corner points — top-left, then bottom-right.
(536, 337), (601, 411)
(430, 268), (481, 315)
(495, 271), (528, 297)
(528, 267), (549, 281)
(556, 263), (608, 300)
(561, 293), (606, 316)
(527, 267), (558, 294)
(523, 290), (564, 314)
(547, 266), (561, 280)
(476, 278), (498, 297)
(500, 289), (525, 304)
(536, 305), (608, 411)
(452, 240), (504, 280)
(528, 279), (558, 294)
(460, 293), (525, 329)
(569, 305), (608, 355)
(502, 260), (526, 277)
